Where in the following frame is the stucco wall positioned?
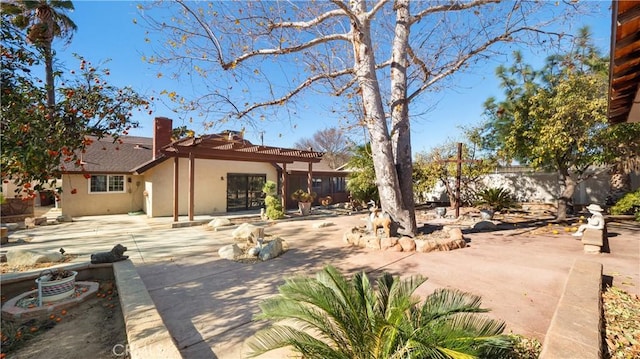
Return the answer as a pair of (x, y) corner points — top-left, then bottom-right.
(420, 170), (639, 206)
(145, 158), (278, 217)
(60, 174), (145, 217)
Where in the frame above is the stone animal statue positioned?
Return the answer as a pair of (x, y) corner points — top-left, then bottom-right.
(367, 201), (392, 238)
(91, 244), (129, 264)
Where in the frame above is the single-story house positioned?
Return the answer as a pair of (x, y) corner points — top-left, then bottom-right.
(58, 117), (350, 220)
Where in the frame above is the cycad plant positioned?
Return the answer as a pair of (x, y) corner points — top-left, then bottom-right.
(474, 187), (517, 212)
(247, 266), (514, 358)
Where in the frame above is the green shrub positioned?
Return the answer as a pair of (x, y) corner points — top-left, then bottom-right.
(610, 188), (640, 221)
(262, 181), (284, 220)
(474, 187), (517, 212)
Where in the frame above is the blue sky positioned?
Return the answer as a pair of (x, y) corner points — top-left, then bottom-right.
(48, 1), (612, 154)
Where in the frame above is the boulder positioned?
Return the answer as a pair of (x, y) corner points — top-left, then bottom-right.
(259, 238), (284, 261)
(343, 227), (364, 246)
(380, 237), (398, 250)
(398, 237), (416, 252)
(218, 244), (242, 260)
(365, 236), (381, 250)
(24, 217), (36, 229)
(6, 249), (64, 266)
(208, 218), (232, 229)
(447, 227), (464, 241)
(473, 221), (497, 231)
(390, 243), (403, 252)
(232, 223), (259, 241)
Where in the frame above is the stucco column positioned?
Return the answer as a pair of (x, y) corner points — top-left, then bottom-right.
(188, 152), (195, 221)
(173, 157), (179, 222)
(281, 163), (287, 209)
(307, 162), (313, 194)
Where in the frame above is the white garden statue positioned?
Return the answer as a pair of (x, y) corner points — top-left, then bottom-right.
(572, 204), (605, 237)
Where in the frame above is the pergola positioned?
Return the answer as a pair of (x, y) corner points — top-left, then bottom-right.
(161, 133), (323, 221)
(608, 0), (640, 124)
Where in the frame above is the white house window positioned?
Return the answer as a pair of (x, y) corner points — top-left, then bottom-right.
(90, 175), (126, 193)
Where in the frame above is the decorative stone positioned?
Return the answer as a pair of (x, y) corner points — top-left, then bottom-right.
(5, 223), (18, 231)
(398, 237), (416, 252)
(208, 218), (232, 228)
(34, 217), (47, 226)
(380, 237), (398, 250)
(473, 221), (497, 231)
(218, 244), (242, 260)
(390, 243), (403, 252)
(247, 246), (260, 257)
(447, 227), (464, 241)
(24, 217), (36, 229)
(232, 223), (259, 241)
(6, 249), (64, 266)
(259, 238), (284, 261)
(312, 221), (334, 228)
(343, 227), (364, 246)
(365, 237), (381, 250)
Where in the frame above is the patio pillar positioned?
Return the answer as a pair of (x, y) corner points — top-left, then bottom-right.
(173, 157), (179, 222)
(281, 163), (287, 209)
(188, 152), (195, 221)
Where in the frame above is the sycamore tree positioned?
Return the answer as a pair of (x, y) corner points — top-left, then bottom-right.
(413, 141), (495, 207)
(293, 128), (354, 169)
(473, 28), (626, 221)
(140, 0), (584, 235)
(1, 13), (149, 199)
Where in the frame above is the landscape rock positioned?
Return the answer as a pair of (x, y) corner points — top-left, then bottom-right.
(343, 227), (364, 246)
(380, 237), (398, 249)
(208, 218), (232, 229)
(6, 249), (64, 266)
(5, 223), (19, 231)
(398, 237), (416, 252)
(447, 227), (464, 241)
(34, 217), (47, 226)
(247, 246), (260, 257)
(232, 223), (259, 241)
(24, 217), (36, 229)
(473, 221), (497, 231)
(365, 237), (381, 250)
(218, 244), (242, 260)
(259, 238), (284, 261)
(390, 243), (403, 252)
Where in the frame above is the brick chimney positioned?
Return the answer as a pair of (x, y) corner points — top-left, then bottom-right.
(153, 117), (173, 159)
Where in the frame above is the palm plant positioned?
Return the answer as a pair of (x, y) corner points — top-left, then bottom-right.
(247, 266), (514, 358)
(2, 0), (77, 114)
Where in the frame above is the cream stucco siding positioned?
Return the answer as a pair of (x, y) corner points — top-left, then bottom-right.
(60, 174), (145, 217)
(145, 158), (278, 217)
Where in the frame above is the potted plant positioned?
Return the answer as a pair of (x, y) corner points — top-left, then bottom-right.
(35, 268), (78, 305)
(474, 187), (517, 220)
(291, 189), (316, 216)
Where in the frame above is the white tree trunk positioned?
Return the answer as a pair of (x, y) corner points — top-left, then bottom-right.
(390, 0), (417, 234)
(350, 0), (413, 236)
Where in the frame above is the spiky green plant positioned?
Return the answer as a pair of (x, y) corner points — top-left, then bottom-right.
(474, 187), (517, 212)
(247, 265), (514, 358)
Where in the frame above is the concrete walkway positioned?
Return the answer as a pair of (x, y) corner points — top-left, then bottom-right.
(2, 212), (638, 358)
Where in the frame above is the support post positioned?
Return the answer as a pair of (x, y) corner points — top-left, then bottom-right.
(188, 152), (195, 221)
(173, 157), (179, 222)
(281, 163), (287, 210)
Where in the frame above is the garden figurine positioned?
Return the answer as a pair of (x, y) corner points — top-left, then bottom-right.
(572, 204), (604, 237)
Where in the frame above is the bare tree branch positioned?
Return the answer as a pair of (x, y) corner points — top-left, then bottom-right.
(410, 0), (501, 25)
(223, 33), (351, 70)
(365, 0), (390, 20)
(270, 9), (347, 29)
(176, 0), (225, 66)
(236, 68), (353, 118)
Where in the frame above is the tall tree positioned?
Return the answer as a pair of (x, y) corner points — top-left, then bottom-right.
(2, 0), (77, 115)
(413, 141), (495, 207)
(140, 0), (583, 235)
(293, 128), (354, 169)
(1, 12), (149, 197)
(475, 28), (611, 221)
